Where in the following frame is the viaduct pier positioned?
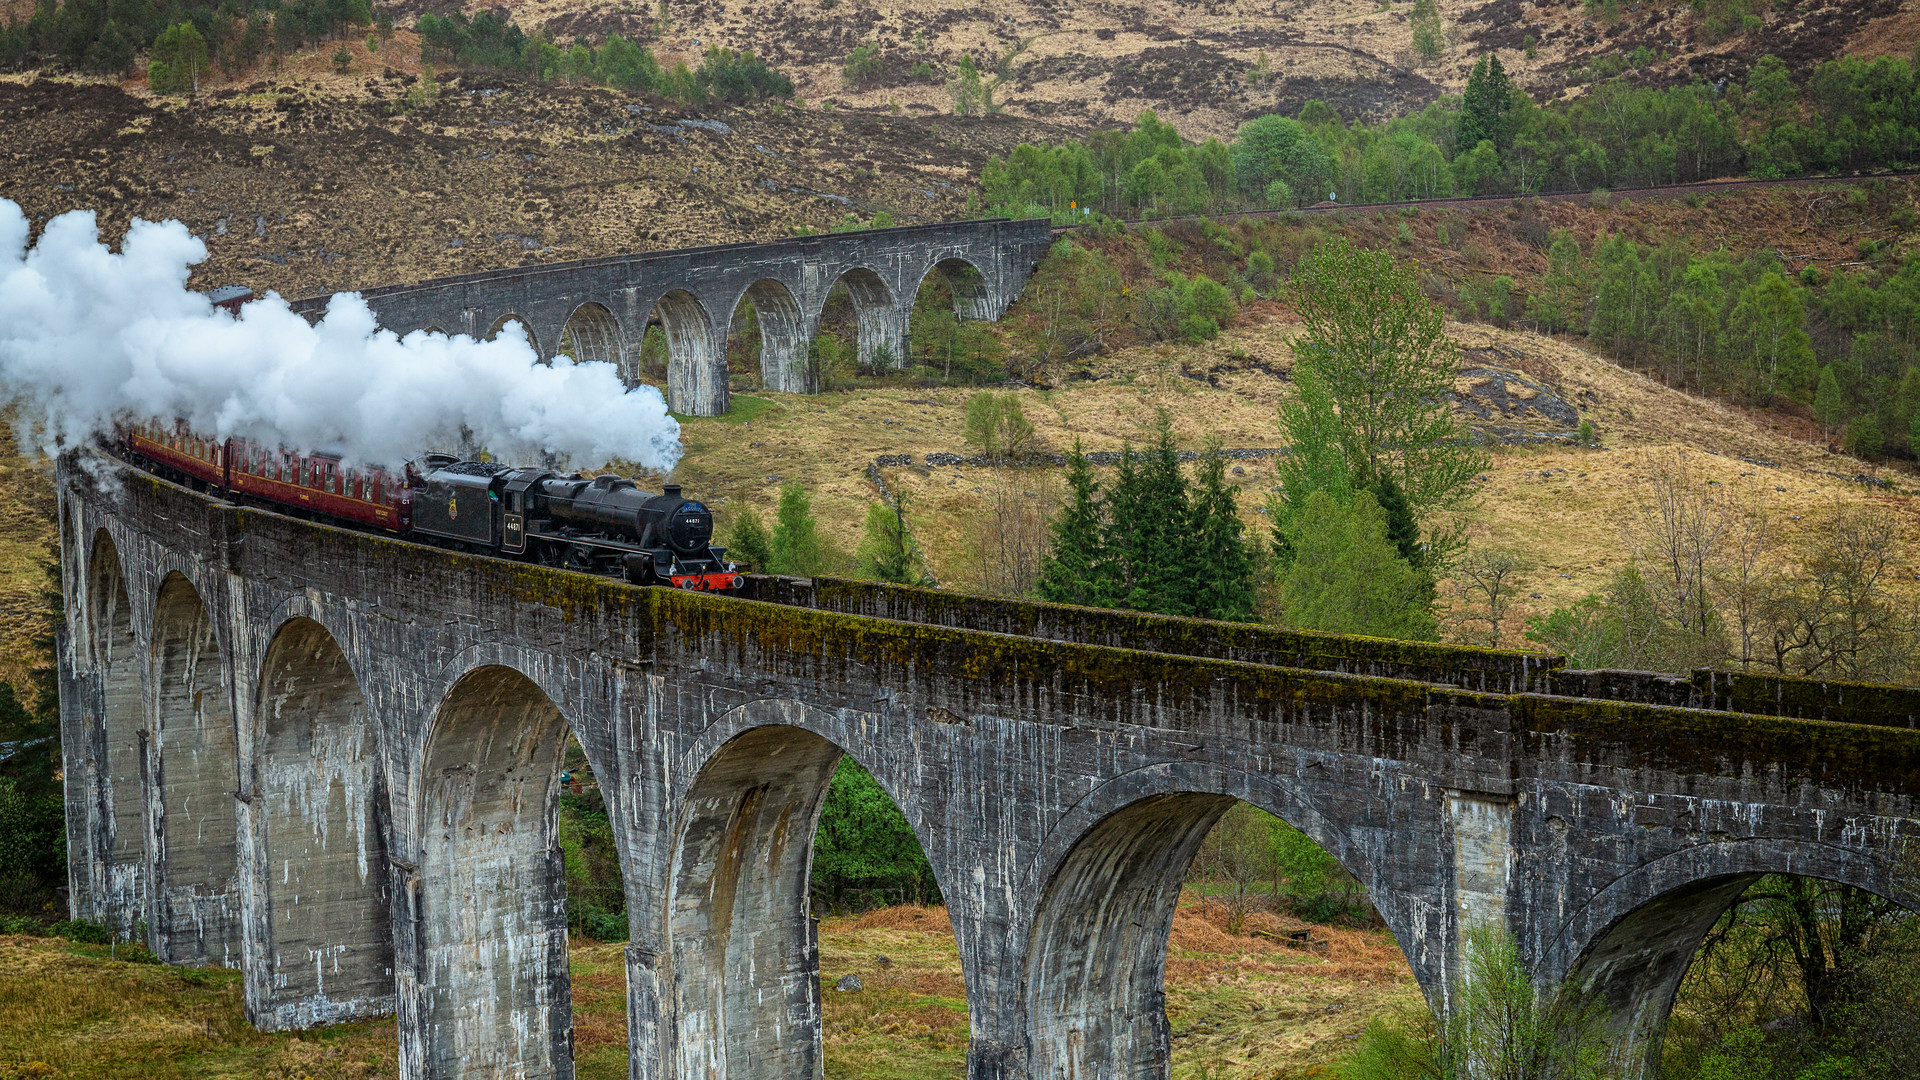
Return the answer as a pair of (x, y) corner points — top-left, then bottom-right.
(60, 456), (1920, 1080)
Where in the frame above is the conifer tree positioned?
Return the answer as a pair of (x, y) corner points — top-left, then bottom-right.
(1101, 444), (1147, 602)
(856, 497), (931, 585)
(1189, 445), (1257, 621)
(769, 482), (828, 576)
(724, 508), (773, 573)
(1459, 54), (1515, 152)
(1121, 415), (1195, 616)
(1035, 441), (1114, 607)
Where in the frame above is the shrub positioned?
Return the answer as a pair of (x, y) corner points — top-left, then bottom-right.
(963, 392), (1035, 461)
(843, 41), (882, 87)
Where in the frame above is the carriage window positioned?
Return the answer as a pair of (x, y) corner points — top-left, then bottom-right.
(325, 467), (336, 494)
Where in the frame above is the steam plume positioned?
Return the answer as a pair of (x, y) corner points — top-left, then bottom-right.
(0, 200), (683, 472)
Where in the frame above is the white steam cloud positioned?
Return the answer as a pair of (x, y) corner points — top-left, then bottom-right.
(0, 200), (683, 473)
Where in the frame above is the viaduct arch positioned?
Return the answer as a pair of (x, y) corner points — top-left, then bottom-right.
(289, 219), (1053, 416)
(58, 457), (1920, 1080)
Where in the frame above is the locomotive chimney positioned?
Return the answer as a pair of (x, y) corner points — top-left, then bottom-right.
(664, 483), (682, 500)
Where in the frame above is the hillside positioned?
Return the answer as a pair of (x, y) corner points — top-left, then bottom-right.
(0, 62), (1058, 301)
(386, 0), (1920, 138)
(669, 307), (1920, 644)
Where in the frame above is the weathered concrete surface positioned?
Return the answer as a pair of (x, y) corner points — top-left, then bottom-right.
(60, 457), (1920, 1080)
(287, 218), (1053, 416)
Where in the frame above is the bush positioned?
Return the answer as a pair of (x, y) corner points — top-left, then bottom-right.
(49, 919), (110, 944)
(963, 392), (1035, 461)
(843, 41), (882, 87)
(811, 758), (940, 911)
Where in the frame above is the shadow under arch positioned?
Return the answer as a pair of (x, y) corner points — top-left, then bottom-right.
(918, 255), (994, 321)
(149, 571), (240, 966)
(729, 277), (810, 393)
(666, 701), (962, 1079)
(828, 266), (902, 370)
(561, 300), (625, 371)
(1022, 763), (1401, 1080)
(414, 664), (576, 1079)
(488, 314), (543, 358)
(255, 615), (392, 1030)
(649, 288), (725, 416)
(88, 527), (145, 925)
(1552, 838), (1920, 1079)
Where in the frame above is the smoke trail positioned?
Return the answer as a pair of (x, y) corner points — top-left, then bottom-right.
(0, 200), (683, 472)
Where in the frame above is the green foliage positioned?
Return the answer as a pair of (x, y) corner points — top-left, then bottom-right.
(768, 482), (830, 577)
(1034, 424), (1258, 621)
(1284, 236), (1486, 569)
(977, 52), (1920, 229)
(1035, 442), (1116, 607)
(1273, 489), (1439, 640)
(1188, 445), (1259, 622)
(148, 22), (206, 94)
(330, 44), (350, 72)
(1410, 0), (1444, 62)
(950, 53), (985, 115)
(1339, 925), (1614, 1080)
(1138, 270), (1235, 342)
(843, 41), (882, 87)
(962, 392), (1035, 462)
(559, 784), (625, 941)
(856, 498), (931, 585)
(724, 509), (773, 573)
(811, 758), (940, 911)
(1459, 54), (1516, 151)
(1230, 115), (1335, 205)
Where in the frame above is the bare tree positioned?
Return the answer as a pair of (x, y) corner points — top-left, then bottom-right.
(973, 479), (1053, 598)
(1712, 492), (1776, 670)
(1767, 504), (1908, 681)
(1454, 548), (1523, 647)
(1191, 802), (1276, 935)
(1622, 451), (1731, 669)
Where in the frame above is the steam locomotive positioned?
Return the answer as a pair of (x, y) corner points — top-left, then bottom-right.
(112, 420), (743, 591)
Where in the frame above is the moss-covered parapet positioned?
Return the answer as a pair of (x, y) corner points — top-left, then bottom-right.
(1513, 693), (1920, 799)
(1690, 669), (1920, 731)
(649, 584), (1465, 754)
(743, 576), (1565, 695)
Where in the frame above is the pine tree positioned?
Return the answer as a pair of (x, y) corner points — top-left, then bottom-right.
(768, 482), (828, 576)
(1120, 415), (1195, 616)
(856, 497), (931, 585)
(1459, 54), (1515, 152)
(1101, 444), (1146, 602)
(1036, 441), (1115, 607)
(724, 509), (773, 573)
(1189, 446), (1257, 621)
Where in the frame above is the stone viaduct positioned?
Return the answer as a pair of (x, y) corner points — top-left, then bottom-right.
(60, 455), (1920, 1080)
(287, 218), (1054, 417)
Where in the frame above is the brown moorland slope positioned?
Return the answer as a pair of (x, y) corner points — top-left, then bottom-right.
(386, 0), (1920, 139)
(0, 61), (1061, 301)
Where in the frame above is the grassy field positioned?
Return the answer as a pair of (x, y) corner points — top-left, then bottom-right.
(671, 313), (1920, 642)
(0, 896), (1419, 1080)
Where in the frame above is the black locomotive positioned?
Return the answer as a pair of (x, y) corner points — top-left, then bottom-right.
(118, 419), (741, 591)
(407, 456), (742, 589)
